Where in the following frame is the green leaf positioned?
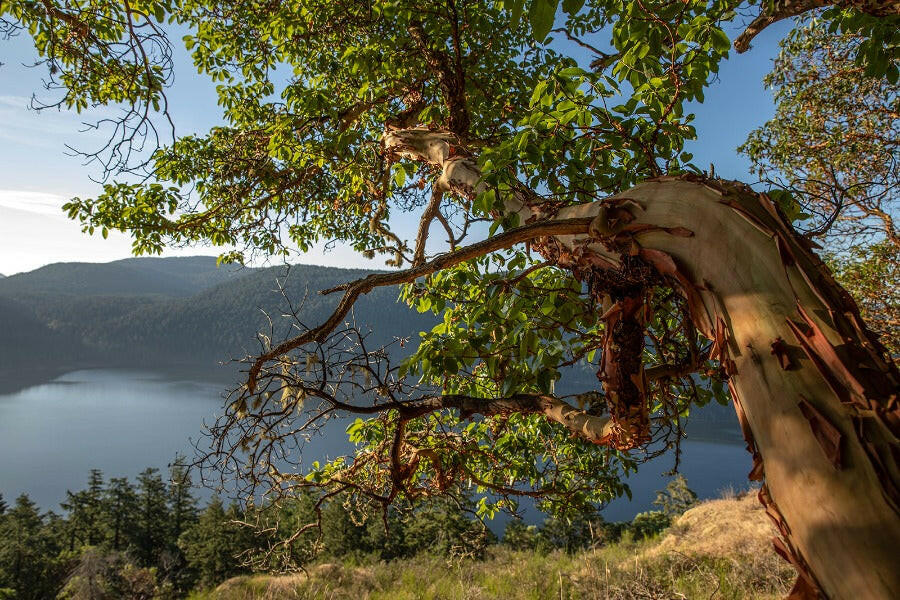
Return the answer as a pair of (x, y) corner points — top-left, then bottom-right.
(561, 0), (584, 17)
(529, 0), (556, 43)
(507, 0), (525, 27)
(393, 167), (406, 187)
(558, 66), (587, 79)
(710, 28), (731, 54)
(887, 62), (899, 85)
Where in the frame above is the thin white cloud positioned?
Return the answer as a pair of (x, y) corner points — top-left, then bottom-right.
(0, 92), (130, 153)
(0, 95), (30, 107)
(0, 189), (70, 217)
(0, 189), (189, 275)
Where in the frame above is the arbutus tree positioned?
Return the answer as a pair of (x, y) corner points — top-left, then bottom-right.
(3, 0), (899, 597)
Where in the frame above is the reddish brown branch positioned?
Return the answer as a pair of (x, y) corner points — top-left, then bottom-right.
(246, 217), (594, 391)
(398, 393), (615, 445)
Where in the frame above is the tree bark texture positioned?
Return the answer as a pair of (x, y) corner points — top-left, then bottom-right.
(384, 128), (900, 598)
(552, 179), (900, 599)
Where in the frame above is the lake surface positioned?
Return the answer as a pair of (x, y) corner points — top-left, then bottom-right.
(0, 369), (752, 522)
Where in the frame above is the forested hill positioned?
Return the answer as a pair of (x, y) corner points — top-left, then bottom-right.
(0, 256), (739, 437)
(0, 256), (244, 297)
(0, 257), (433, 384)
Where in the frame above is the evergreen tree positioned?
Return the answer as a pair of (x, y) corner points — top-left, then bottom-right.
(57, 548), (159, 600)
(178, 497), (252, 589)
(539, 509), (605, 553)
(60, 490), (89, 551)
(164, 459), (199, 594)
(167, 459), (199, 545)
(653, 474), (699, 518)
(361, 504), (407, 561)
(134, 468), (169, 567)
(60, 469), (105, 550)
(399, 496), (495, 559)
(502, 520), (544, 552)
(319, 500), (369, 560)
(629, 510), (672, 540)
(102, 477), (138, 552)
(0, 495), (61, 600)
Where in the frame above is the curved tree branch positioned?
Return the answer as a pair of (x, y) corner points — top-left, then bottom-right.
(734, 0), (900, 54)
(246, 216), (594, 391)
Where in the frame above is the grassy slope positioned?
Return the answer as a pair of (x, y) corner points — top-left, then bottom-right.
(193, 491), (794, 600)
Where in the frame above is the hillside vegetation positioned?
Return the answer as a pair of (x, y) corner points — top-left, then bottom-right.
(0, 257), (432, 384)
(196, 492), (791, 600)
(1, 467), (785, 600)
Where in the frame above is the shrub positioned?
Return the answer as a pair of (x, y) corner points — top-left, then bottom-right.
(653, 475), (699, 517)
(501, 521), (546, 553)
(629, 511), (671, 540)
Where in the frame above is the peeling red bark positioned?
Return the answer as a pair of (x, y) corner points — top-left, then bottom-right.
(567, 178), (900, 599)
(380, 129), (900, 598)
(596, 292), (650, 448)
(531, 178), (899, 598)
(771, 337), (796, 371)
(798, 395), (844, 469)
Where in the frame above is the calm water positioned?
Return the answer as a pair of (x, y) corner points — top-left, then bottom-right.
(0, 369), (229, 509)
(0, 369), (751, 522)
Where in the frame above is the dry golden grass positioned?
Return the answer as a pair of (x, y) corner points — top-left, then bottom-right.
(193, 491), (795, 600)
(645, 489), (776, 559)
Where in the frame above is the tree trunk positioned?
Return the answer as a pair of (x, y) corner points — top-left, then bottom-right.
(549, 177), (900, 599)
(384, 129), (900, 598)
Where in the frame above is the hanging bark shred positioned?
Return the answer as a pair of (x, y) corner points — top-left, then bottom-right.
(638, 247), (715, 339)
(731, 385), (765, 481)
(797, 395), (844, 469)
(761, 484), (824, 599)
(776, 234), (796, 266)
(786, 575), (826, 600)
(584, 255), (656, 450)
(791, 304), (869, 403)
(596, 293), (650, 448)
(773, 537), (825, 600)
(709, 316), (737, 376)
(788, 319), (853, 407)
(771, 337), (796, 371)
(759, 484), (791, 539)
(852, 414), (900, 514)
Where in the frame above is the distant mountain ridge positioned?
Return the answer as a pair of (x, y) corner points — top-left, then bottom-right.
(0, 257), (432, 387)
(0, 256), (244, 297)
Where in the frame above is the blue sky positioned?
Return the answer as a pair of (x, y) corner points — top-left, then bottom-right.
(0, 18), (791, 276)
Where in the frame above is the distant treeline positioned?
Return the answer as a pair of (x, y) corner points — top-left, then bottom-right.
(0, 257), (433, 376)
(0, 468), (697, 599)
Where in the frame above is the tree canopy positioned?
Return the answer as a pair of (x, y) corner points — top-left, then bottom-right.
(3, 1), (899, 596)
